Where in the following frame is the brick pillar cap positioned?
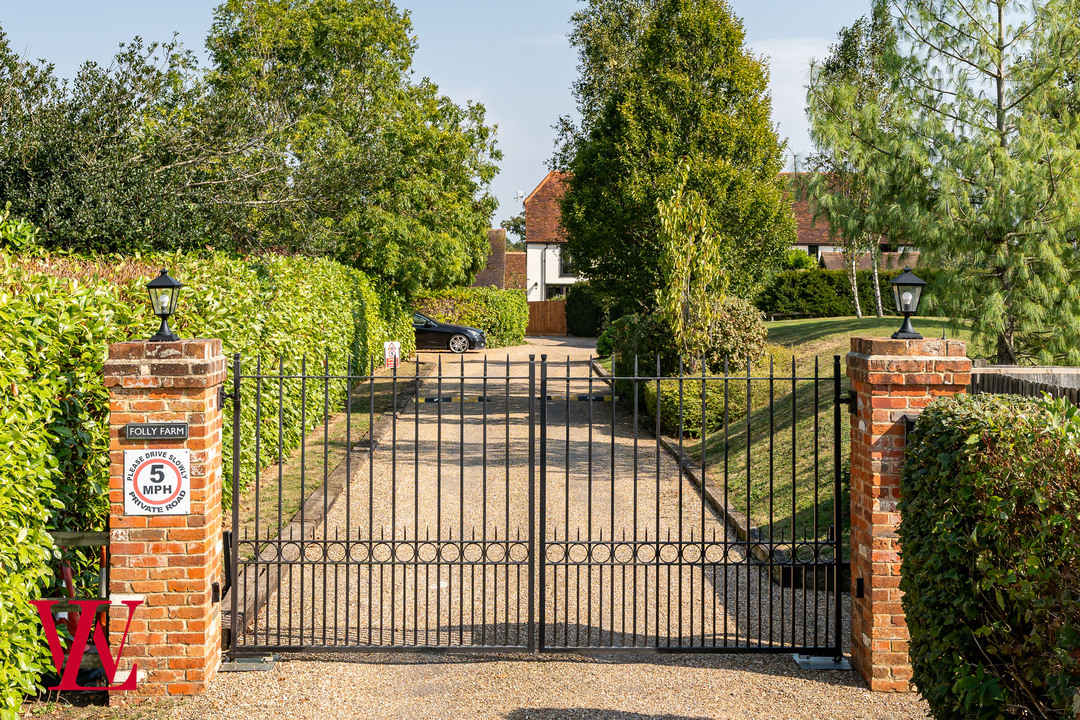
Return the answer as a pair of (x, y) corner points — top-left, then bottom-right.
(850, 336), (967, 358)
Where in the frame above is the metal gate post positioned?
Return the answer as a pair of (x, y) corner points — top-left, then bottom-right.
(832, 355), (843, 659)
(527, 355), (536, 652)
(538, 355), (548, 651)
(228, 354), (241, 657)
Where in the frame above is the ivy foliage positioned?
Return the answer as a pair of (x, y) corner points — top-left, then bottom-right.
(414, 287), (528, 349)
(900, 394), (1080, 718)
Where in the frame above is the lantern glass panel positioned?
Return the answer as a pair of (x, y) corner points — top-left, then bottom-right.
(892, 283), (923, 314)
(149, 286), (179, 316)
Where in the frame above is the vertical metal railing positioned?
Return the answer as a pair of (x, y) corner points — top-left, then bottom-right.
(225, 351), (847, 657)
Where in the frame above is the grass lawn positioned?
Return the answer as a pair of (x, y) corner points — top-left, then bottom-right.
(605, 316), (972, 551)
(689, 316), (971, 548)
(236, 361), (435, 551)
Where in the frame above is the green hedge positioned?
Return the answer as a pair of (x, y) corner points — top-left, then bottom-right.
(415, 286), (528, 348)
(0, 241), (411, 713)
(0, 267), (136, 717)
(641, 376), (761, 439)
(900, 394), (1080, 718)
(565, 282), (605, 337)
(757, 268), (942, 318)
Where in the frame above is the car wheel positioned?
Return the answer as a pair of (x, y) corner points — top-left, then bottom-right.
(448, 334), (470, 354)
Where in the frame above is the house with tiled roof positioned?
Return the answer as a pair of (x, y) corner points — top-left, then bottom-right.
(524, 172), (579, 301)
(780, 172), (911, 261)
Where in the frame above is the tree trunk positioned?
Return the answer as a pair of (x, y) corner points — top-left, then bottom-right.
(996, 331), (1016, 365)
(870, 240), (884, 317)
(848, 254), (863, 318)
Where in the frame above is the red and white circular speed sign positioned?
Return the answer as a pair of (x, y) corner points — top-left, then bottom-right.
(124, 449), (191, 515)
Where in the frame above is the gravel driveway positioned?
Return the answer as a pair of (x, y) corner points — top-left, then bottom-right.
(202, 337), (930, 720)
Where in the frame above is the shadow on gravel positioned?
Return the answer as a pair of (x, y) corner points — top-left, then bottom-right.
(280, 651), (868, 690)
(505, 710), (712, 720)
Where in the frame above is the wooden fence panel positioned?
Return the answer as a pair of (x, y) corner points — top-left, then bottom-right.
(970, 371), (1080, 407)
(527, 300), (567, 336)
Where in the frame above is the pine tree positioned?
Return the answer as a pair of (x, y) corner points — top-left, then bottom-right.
(820, 0), (1080, 363)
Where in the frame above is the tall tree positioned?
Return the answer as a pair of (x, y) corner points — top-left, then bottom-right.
(500, 213), (526, 250)
(206, 0), (501, 294)
(557, 0), (794, 308)
(0, 31), (240, 253)
(804, 1), (897, 318)
(552, 0), (655, 171)
(817, 0), (1080, 363)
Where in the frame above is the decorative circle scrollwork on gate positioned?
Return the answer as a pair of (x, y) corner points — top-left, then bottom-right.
(462, 542), (484, 563)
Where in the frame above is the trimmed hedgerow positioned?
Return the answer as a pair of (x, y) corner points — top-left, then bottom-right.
(0, 264), (137, 717)
(0, 242), (412, 715)
(900, 394), (1080, 718)
(565, 282), (605, 337)
(756, 268), (942, 318)
(415, 286), (528, 348)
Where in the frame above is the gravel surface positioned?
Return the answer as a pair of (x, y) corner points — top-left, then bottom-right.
(172, 652), (929, 720)
(202, 338), (930, 719)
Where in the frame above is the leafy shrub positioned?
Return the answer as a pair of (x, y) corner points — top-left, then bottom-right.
(611, 297), (767, 379)
(607, 299), (768, 437)
(565, 282), (606, 337)
(415, 286), (528, 348)
(596, 315), (638, 358)
(756, 268), (942, 317)
(900, 394), (1080, 718)
(779, 248), (817, 271)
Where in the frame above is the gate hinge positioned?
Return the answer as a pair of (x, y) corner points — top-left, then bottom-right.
(219, 385), (238, 407)
(839, 389), (857, 413)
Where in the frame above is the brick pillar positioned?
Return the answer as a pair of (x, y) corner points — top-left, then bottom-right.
(105, 340), (226, 699)
(846, 337), (971, 691)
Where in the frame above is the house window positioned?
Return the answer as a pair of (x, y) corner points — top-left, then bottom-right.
(546, 285), (569, 299)
(559, 249), (576, 277)
(807, 245), (819, 259)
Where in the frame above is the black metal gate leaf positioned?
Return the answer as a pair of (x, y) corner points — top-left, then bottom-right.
(227, 353), (846, 657)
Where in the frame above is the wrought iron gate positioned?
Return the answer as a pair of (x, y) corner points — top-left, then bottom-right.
(226, 353), (846, 657)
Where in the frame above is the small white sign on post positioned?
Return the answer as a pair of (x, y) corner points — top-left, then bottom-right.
(124, 449), (191, 516)
(384, 340), (401, 369)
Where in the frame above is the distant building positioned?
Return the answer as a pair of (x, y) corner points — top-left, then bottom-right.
(819, 251), (920, 271)
(524, 172), (579, 301)
(471, 229), (508, 288)
(780, 172), (912, 261)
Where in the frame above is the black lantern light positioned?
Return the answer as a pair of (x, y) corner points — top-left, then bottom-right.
(890, 267), (926, 340)
(146, 269), (183, 342)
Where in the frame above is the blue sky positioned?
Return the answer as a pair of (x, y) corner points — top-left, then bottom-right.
(1, 0), (872, 227)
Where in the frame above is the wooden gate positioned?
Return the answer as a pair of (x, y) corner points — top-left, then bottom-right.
(527, 300), (567, 336)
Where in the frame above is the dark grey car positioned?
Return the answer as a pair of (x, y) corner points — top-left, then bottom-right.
(412, 312), (486, 353)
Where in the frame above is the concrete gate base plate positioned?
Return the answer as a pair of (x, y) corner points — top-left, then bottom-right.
(791, 654), (853, 671)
